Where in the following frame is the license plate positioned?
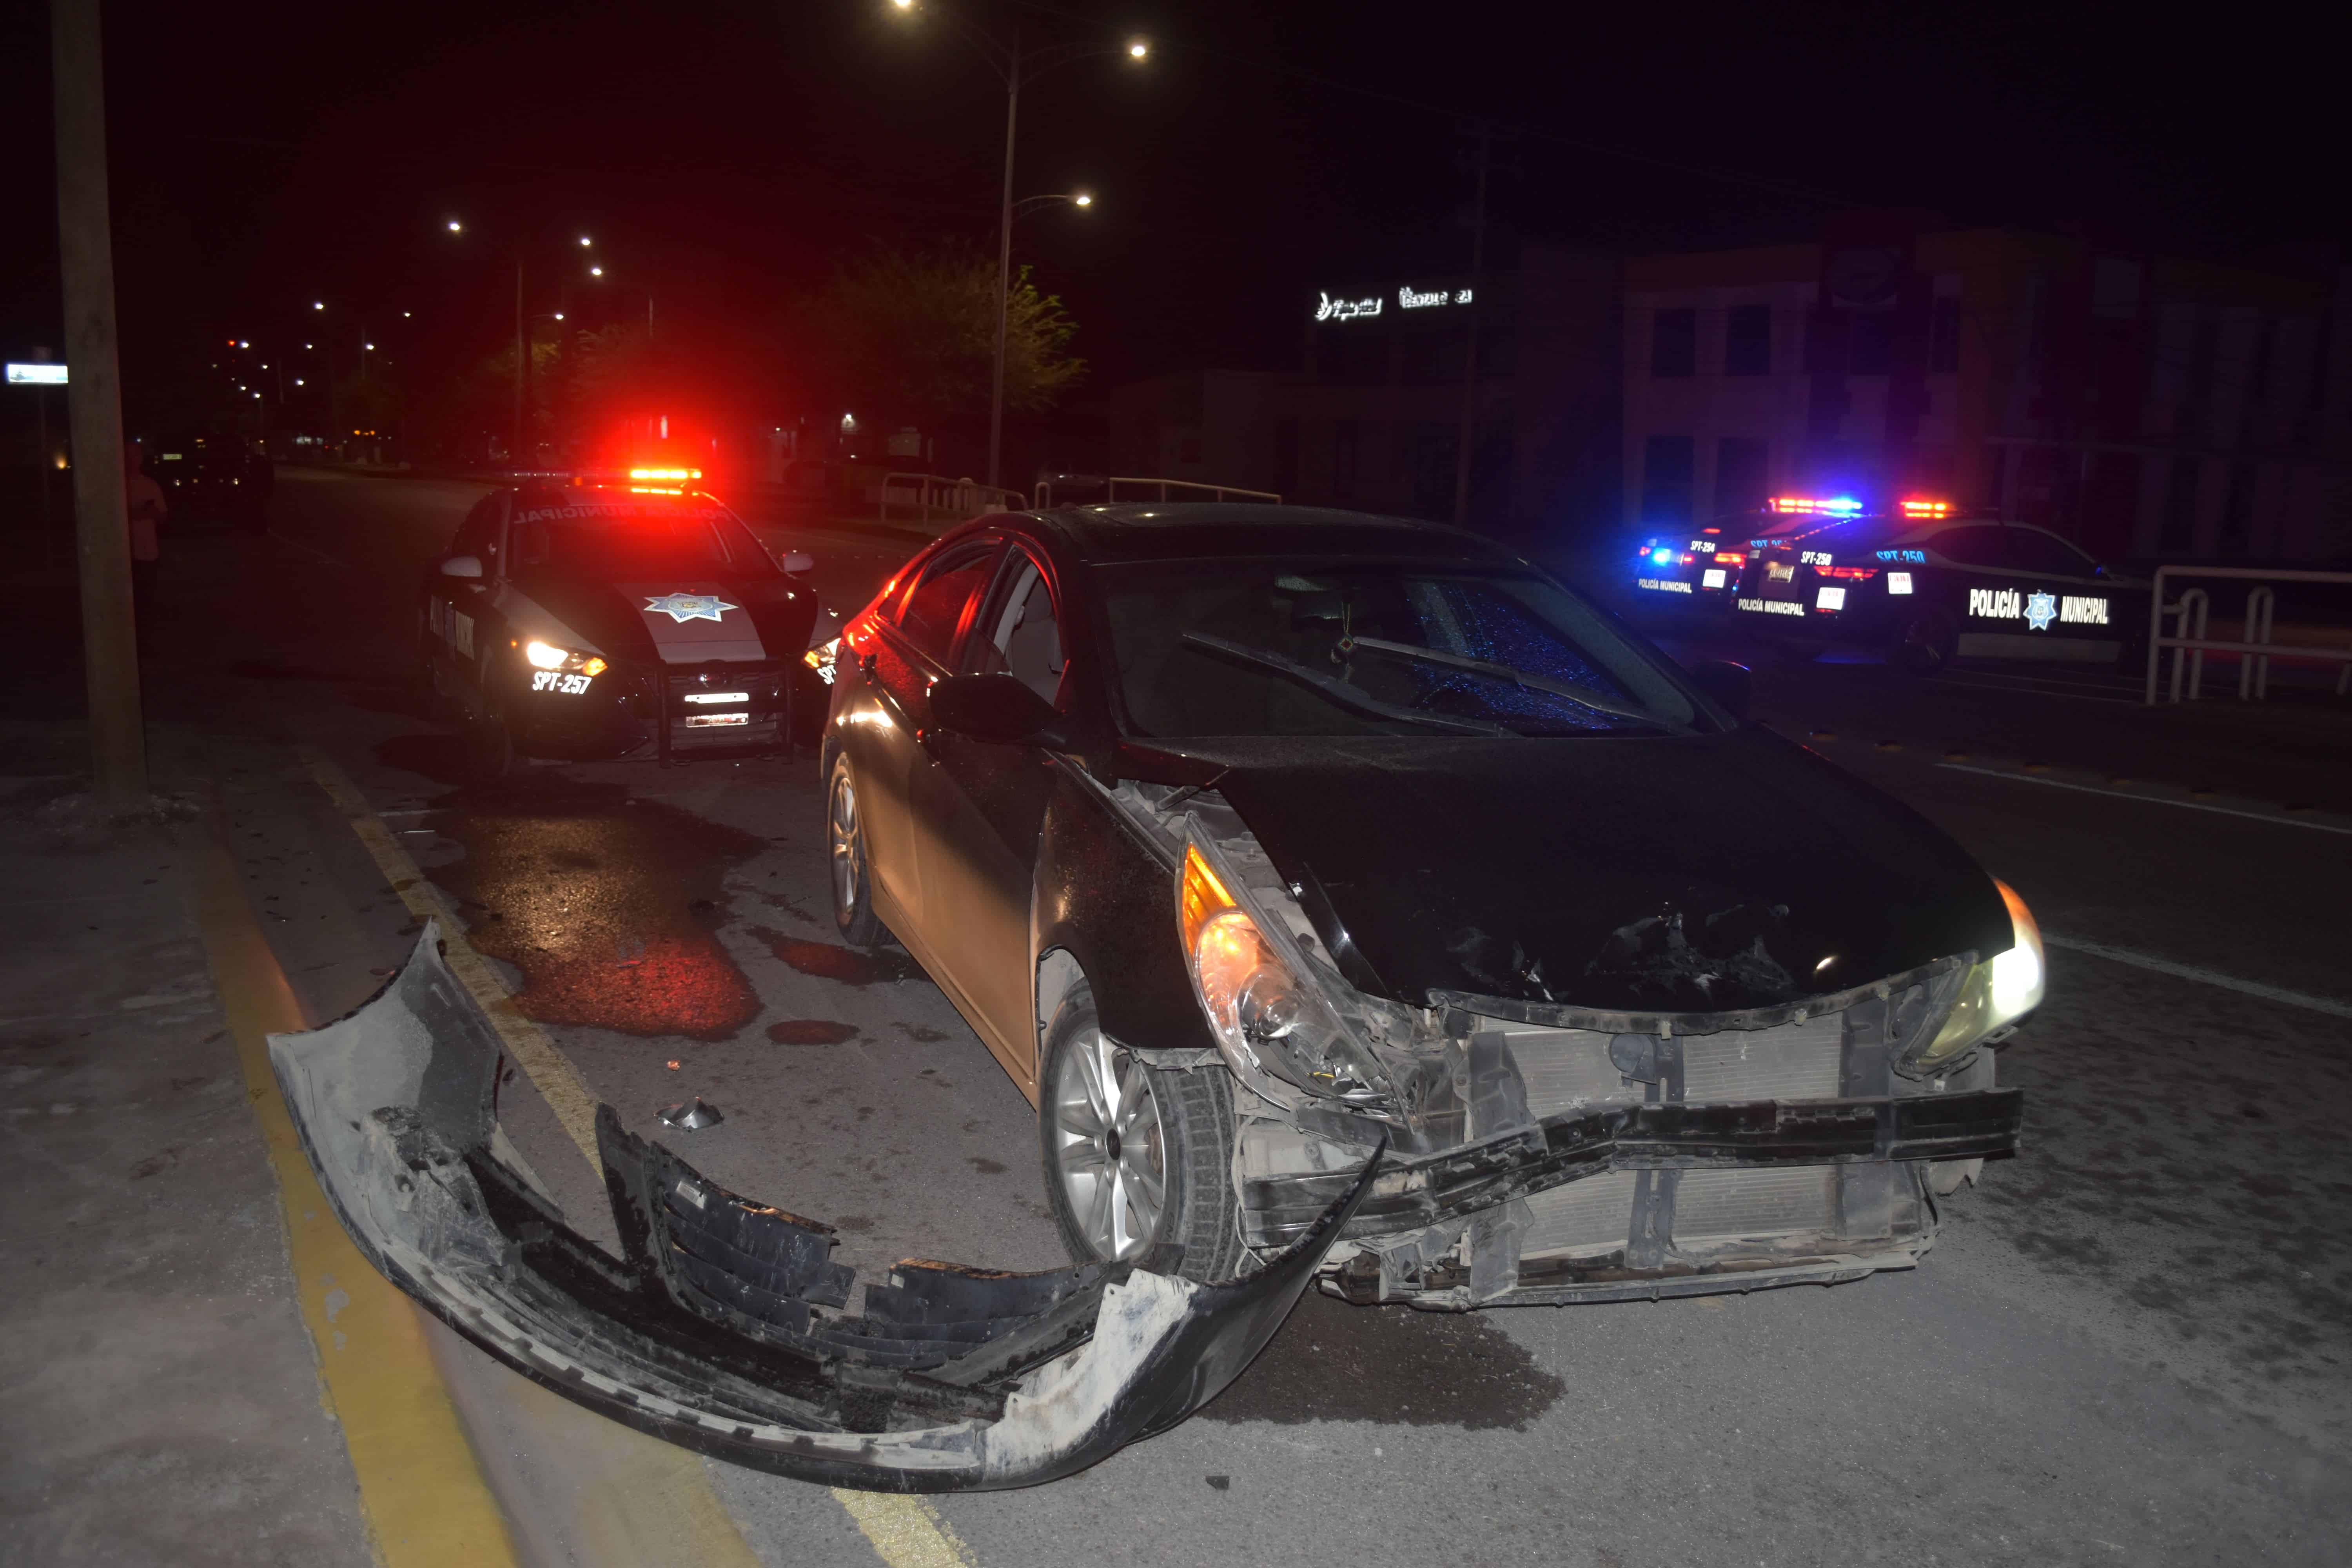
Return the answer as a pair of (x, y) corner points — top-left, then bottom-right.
(1766, 561), (1796, 583)
(532, 671), (593, 695)
(683, 713), (749, 728)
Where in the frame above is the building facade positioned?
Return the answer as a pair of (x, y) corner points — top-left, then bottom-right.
(1106, 245), (1622, 545)
(1624, 216), (2352, 562)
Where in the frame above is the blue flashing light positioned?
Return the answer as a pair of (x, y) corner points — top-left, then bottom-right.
(1649, 547), (1675, 565)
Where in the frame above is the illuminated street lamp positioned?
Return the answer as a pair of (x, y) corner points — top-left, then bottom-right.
(890, 2), (1147, 488)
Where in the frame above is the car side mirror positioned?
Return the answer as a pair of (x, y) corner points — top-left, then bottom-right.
(928, 672), (1073, 747)
(441, 555), (484, 580)
(1689, 659), (1751, 721)
(781, 550), (815, 574)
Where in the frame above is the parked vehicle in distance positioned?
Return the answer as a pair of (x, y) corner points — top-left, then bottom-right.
(821, 502), (2037, 1308)
(146, 432), (273, 530)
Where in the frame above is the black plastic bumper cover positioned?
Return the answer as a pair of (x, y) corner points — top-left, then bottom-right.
(269, 925), (1376, 1492)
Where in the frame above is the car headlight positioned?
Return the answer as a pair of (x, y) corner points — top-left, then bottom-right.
(1907, 878), (2044, 1074)
(523, 640), (606, 677)
(1177, 826), (1399, 1120)
(803, 638), (839, 685)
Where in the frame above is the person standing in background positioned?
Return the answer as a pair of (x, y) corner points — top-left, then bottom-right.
(123, 438), (164, 651)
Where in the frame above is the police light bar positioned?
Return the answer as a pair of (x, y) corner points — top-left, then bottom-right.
(1769, 496), (1862, 516)
(628, 466), (702, 481)
(1900, 498), (1953, 518)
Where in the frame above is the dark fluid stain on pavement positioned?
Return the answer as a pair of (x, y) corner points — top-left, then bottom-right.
(1201, 1289), (1564, 1430)
(751, 929), (932, 987)
(766, 1020), (860, 1045)
(416, 777), (767, 1041)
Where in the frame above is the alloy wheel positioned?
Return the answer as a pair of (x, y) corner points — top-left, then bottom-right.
(829, 769), (862, 920)
(1049, 1027), (1168, 1261)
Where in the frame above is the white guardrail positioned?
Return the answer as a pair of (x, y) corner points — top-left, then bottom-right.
(878, 473), (1027, 525)
(2143, 564), (2352, 704)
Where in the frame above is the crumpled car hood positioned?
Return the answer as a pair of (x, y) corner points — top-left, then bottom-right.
(269, 925), (1375, 1491)
(1132, 728), (2009, 1011)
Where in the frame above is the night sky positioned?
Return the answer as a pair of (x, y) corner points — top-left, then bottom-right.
(3, 0), (2338, 423)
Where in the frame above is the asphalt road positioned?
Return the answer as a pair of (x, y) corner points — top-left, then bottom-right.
(165, 470), (2352, 1565)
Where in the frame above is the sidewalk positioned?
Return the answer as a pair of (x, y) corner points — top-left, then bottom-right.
(0, 778), (374, 1567)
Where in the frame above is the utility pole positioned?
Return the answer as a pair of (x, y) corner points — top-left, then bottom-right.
(988, 27), (1020, 492)
(51, 0), (145, 801)
(1450, 120), (1492, 530)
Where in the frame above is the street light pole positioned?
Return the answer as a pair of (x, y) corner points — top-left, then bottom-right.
(987, 28), (1019, 492)
(513, 255), (526, 467)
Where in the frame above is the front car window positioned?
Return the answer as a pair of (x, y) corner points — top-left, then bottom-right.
(968, 553), (1067, 704)
(506, 498), (777, 580)
(1100, 560), (1709, 739)
(895, 544), (1000, 662)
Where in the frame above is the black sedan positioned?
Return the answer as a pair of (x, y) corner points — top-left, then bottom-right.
(419, 479), (826, 776)
(147, 433), (272, 528)
(822, 503), (2040, 1307)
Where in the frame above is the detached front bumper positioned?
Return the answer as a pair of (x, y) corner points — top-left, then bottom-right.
(270, 926), (1375, 1491)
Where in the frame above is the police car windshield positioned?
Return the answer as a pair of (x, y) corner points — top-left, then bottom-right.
(507, 500), (778, 580)
(1757, 515), (1908, 550)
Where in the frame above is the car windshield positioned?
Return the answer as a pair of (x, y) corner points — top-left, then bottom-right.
(1098, 560), (1710, 739)
(507, 499), (777, 580)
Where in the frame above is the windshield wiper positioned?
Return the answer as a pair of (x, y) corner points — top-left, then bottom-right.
(1345, 635), (1697, 735)
(1180, 633), (1516, 738)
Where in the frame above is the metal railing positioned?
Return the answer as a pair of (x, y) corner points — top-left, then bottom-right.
(2143, 564), (2352, 704)
(1032, 474), (1283, 509)
(878, 473), (1026, 526)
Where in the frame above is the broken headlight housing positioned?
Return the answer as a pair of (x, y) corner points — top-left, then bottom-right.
(1177, 824), (1400, 1122)
(1904, 878), (2044, 1076)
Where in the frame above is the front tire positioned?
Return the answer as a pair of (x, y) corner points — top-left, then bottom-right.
(827, 754), (884, 949)
(1038, 980), (1246, 1282)
(1894, 610), (1958, 675)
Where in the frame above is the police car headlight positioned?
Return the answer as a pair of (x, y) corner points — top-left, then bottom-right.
(803, 638), (840, 685)
(524, 640), (605, 676)
(1909, 880), (2044, 1073)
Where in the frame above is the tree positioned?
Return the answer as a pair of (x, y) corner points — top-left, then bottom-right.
(814, 244), (1084, 435)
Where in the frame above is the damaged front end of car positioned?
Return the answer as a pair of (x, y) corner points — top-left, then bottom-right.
(1136, 787), (2034, 1312)
(269, 924), (1377, 1492)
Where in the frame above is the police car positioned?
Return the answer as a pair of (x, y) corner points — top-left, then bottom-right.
(1729, 501), (2148, 673)
(1628, 506), (1824, 608)
(418, 474), (825, 776)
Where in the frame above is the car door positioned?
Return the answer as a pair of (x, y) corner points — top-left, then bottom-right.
(908, 544), (1070, 1088)
(427, 494), (505, 697)
(2004, 527), (2129, 657)
(847, 537), (1004, 929)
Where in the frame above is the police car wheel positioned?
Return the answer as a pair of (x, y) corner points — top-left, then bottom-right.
(1894, 611), (1958, 675)
(827, 755), (884, 949)
(469, 708), (517, 782)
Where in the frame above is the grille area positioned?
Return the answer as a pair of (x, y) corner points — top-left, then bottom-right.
(1681, 1014), (1843, 1102)
(1504, 1029), (1630, 1118)
(1521, 1172), (1639, 1257)
(1673, 1167), (1836, 1242)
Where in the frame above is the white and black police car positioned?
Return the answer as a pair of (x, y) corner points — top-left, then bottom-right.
(1730, 500), (2149, 673)
(419, 472), (831, 776)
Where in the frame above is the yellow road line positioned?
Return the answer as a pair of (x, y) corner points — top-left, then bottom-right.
(185, 815), (521, 1568)
(833, 1492), (977, 1568)
(299, 746), (601, 1160)
(299, 747), (968, 1568)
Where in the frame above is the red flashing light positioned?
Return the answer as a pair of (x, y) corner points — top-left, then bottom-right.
(629, 466), (702, 481)
(1716, 552), (1746, 566)
(1900, 498), (1953, 519)
(1770, 496), (1863, 517)
(1820, 566), (1880, 580)
(1679, 553), (1696, 565)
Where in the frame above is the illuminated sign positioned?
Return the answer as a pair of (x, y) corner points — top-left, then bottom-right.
(1968, 587), (2022, 621)
(2060, 595), (2110, 625)
(1398, 285), (1473, 309)
(1688, 539), (1716, 553)
(5, 363), (67, 385)
(1315, 292), (1383, 323)
(2024, 590), (2058, 631)
(1637, 577), (1693, 593)
(1800, 550), (1834, 567)
(1875, 548), (1927, 563)
(1738, 598), (1806, 617)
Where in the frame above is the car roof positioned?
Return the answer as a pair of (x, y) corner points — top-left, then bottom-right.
(1016, 503), (1528, 568)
